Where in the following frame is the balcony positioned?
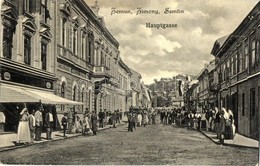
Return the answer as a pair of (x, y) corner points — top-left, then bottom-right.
(93, 66), (111, 79)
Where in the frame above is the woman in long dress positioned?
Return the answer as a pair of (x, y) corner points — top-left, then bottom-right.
(17, 106), (30, 144)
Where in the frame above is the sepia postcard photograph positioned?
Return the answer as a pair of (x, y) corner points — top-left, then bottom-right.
(0, 0), (259, 165)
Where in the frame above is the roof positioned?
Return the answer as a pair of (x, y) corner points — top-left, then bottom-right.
(211, 34), (230, 56)
(196, 60), (215, 80)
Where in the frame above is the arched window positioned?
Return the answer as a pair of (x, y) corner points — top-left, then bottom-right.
(73, 85), (77, 101)
(61, 82), (66, 98)
(24, 35), (31, 65)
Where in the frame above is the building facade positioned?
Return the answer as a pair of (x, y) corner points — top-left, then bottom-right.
(0, 0), (77, 132)
(196, 60), (215, 110)
(0, 0), (135, 133)
(211, 2), (260, 139)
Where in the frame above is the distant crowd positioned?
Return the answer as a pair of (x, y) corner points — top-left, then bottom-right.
(126, 107), (157, 132)
(158, 106), (236, 144)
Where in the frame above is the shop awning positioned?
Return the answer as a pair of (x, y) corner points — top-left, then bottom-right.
(0, 83), (83, 105)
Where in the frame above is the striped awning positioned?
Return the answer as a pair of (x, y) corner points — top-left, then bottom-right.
(0, 83), (83, 105)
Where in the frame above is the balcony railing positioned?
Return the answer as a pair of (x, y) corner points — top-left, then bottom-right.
(93, 66), (111, 78)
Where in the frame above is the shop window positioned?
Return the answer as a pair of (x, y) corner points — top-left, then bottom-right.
(24, 35), (31, 65)
(41, 43), (47, 70)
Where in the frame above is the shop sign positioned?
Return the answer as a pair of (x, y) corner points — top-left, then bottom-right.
(3, 72), (11, 80)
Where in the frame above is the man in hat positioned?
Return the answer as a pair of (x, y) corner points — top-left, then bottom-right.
(61, 112), (68, 137)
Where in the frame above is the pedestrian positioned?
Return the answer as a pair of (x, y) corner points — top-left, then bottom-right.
(228, 109), (236, 138)
(112, 111), (117, 128)
(61, 113), (68, 137)
(0, 109), (6, 132)
(137, 113), (142, 127)
(82, 112), (90, 136)
(219, 108), (226, 145)
(34, 106), (43, 141)
(142, 112), (148, 127)
(17, 104), (30, 144)
(28, 110), (36, 143)
(72, 111), (80, 133)
(45, 109), (54, 140)
(128, 113), (133, 132)
(91, 111), (98, 136)
(214, 107), (221, 139)
(98, 109), (105, 128)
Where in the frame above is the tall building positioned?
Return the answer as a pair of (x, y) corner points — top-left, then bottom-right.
(0, 0), (82, 132)
(0, 0), (134, 133)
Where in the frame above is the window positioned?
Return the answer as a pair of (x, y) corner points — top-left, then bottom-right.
(24, 35), (31, 65)
(41, 0), (49, 23)
(101, 52), (105, 66)
(251, 39), (256, 68)
(61, 18), (66, 46)
(244, 39), (249, 69)
(231, 54), (234, 76)
(72, 28), (77, 54)
(24, 0), (33, 13)
(250, 88), (256, 117)
(3, 27), (13, 59)
(234, 53), (237, 75)
(238, 45), (242, 73)
(256, 41), (260, 64)
(81, 34), (85, 59)
(242, 93), (245, 116)
(41, 43), (47, 70)
(88, 40), (92, 64)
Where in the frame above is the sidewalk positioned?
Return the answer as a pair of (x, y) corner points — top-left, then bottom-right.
(0, 123), (125, 152)
(200, 130), (259, 149)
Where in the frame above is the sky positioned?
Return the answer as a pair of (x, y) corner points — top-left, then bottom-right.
(85, 0), (259, 84)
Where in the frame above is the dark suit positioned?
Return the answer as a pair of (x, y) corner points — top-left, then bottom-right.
(45, 112), (54, 139)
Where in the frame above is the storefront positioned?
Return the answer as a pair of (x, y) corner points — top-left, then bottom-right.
(0, 83), (83, 132)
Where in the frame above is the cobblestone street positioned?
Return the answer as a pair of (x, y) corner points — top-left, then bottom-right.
(0, 118), (258, 165)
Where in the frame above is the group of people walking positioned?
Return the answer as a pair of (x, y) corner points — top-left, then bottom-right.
(127, 108), (156, 132)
